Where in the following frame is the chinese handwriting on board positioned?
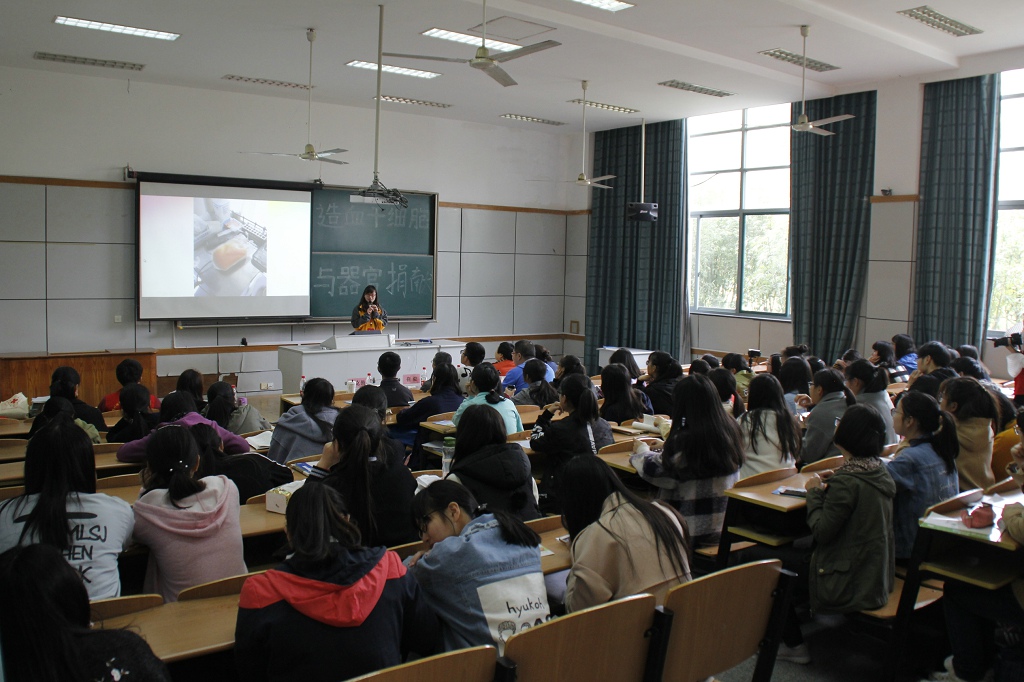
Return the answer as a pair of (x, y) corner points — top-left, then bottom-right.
(314, 263), (431, 299)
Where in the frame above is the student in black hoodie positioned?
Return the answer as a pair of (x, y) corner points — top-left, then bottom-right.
(29, 366), (105, 436)
(106, 383), (160, 444)
(377, 352), (414, 408)
(640, 351), (683, 416)
(235, 483), (439, 682)
(190, 423), (291, 503)
(448, 404), (539, 521)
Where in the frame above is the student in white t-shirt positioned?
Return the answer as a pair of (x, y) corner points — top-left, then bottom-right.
(0, 415), (134, 600)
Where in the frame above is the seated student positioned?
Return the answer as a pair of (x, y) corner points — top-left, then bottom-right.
(640, 351), (683, 416)
(459, 342), (486, 394)
(394, 363), (464, 468)
(511, 358), (559, 408)
(535, 344), (558, 374)
(796, 369), (856, 464)
(268, 378), (338, 464)
(532, 374), (614, 513)
(804, 404), (895, 614)
(893, 333), (919, 372)
(952, 356), (990, 382)
(452, 363), (523, 434)
(202, 381), (270, 435)
(869, 340), (910, 384)
(599, 363), (652, 425)
(737, 374), (800, 479)
(631, 375), (744, 547)
(448, 404), (539, 520)
(236, 484), (439, 682)
(701, 354), (721, 369)
(97, 357), (160, 412)
(406, 480), (548, 653)
(377, 351), (414, 407)
(806, 356), (827, 374)
(709, 367), (746, 419)
(782, 344), (809, 359)
(307, 405), (418, 547)
(687, 359), (711, 376)
(989, 388), (1019, 478)
(352, 384), (409, 466)
(939, 377), (999, 491)
(492, 341), (517, 376)
(29, 366), (105, 436)
(107, 383), (161, 444)
(886, 393), (959, 560)
(0, 415), (133, 600)
(31, 396), (101, 444)
(779, 356), (813, 415)
(133, 426), (247, 602)
(117, 391), (249, 463)
(560, 455), (691, 612)
(0, 544), (171, 682)
(608, 347), (644, 382)
(502, 340), (555, 394)
(191, 424), (291, 503)
(912, 341), (959, 384)
(845, 359), (896, 443)
(419, 352), (452, 393)
(722, 352), (756, 399)
(832, 348), (863, 371)
(553, 354), (596, 395)
(175, 368), (207, 412)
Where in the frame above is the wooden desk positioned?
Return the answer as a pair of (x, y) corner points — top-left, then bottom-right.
(0, 453), (142, 486)
(0, 461), (23, 486)
(0, 441), (27, 463)
(93, 594), (238, 663)
(0, 420), (32, 438)
(716, 472), (814, 569)
(0, 349), (157, 407)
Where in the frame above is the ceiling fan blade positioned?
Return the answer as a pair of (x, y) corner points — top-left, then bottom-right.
(317, 148), (348, 156)
(591, 174), (616, 182)
(315, 157), (349, 165)
(239, 151), (298, 157)
(482, 64), (517, 87)
(492, 40), (561, 63)
(382, 51), (467, 64)
(591, 183), (614, 189)
(808, 126), (835, 137)
(809, 114), (854, 127)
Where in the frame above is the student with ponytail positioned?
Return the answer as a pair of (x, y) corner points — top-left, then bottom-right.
(599, 363), (652, 424)
(886, 392), (959, 559)
(511, 358), (559, 408)
(307, 405), (417, 547)
(202, 381), (271, 435)
(107, 383), (160, 444)
(28, 366), (105, 437)
(797, 369), (857, 464)
(845, 359), (896, 443)
(452, 362), (523, 434)
(406, 480), (550, 653)
(133, 425), (246, 602)
(269, 377), (339, 464)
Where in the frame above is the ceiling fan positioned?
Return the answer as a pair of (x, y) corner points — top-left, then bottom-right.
(574, 80), (615, 189)
(382, 0), (560, 87)
(792, 25), (853, 137)
(241, 28), (347, 164)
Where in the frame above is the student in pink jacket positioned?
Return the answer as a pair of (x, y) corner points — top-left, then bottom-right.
(117, 391), (249, 463)
(132, 424), (247, 602)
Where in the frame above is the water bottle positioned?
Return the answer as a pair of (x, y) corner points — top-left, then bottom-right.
(442, 437), (456, 476)
(366, 373), (373, 386)
(345, 380), (357, 393)
(299, 375), (306, 393)
(421, 366), (428, 384)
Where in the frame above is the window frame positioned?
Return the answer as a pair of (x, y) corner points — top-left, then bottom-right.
(986, 83), (1024, 335)
(687, 110), (792, 318)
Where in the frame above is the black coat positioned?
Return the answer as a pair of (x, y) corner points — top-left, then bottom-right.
(641, 377), (679, 416)
(450, 442), (540, 521)
(213, 452), (293, 503)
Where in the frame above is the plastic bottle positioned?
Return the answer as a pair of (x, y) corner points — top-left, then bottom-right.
(367, 373), (373, 386)
(421, 366), (428, 383)
(299, 375), (306, 392)
(442, 436), (456, 476)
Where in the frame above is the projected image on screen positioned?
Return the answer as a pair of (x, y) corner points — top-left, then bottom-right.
(139, 183), (311, 320)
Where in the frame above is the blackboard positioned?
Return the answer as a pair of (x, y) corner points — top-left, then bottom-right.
(312, 188), (433, 254)
(310, 253), (435, 318)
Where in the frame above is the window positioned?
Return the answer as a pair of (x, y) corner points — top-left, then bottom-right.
(687, 104), (791, 316)
(988, 68), (1024, 333)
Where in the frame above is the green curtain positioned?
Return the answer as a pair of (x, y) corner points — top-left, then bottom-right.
(913, 74), (1000, 347)
(791, 91), (877, 363)
(584, 120), (686, 370)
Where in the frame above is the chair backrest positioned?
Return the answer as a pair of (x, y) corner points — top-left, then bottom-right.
(347, 645), (497, 682)
(515, 404), (541, 415)
(414, 469), (443, 480)
(289, 453), (323, 464)
(177, 571), (263, 601)
(985, 477), (1019, 496)
(0, 485), (25, 501)
(246, 493), (266, 505)
(92, 442), (122, 454)
(506, 430), (533, 442)
(101, 410), (120, 420)
(598, 437), (659, 455)
(733, 466), (798, 489)
(660, 560), (788, 682)
(925, 488), (984, 515)
(524, 515), (563, 534)
(427, 411), (456, 422)
(501, 593), (655, 682)
(800, 455), (845, 474)
(90, 593), (163, 622)
(96, 472), (142, 489)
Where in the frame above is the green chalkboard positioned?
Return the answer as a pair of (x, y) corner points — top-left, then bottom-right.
(310, 253), (435, 318)
(312, 188), (433, 254)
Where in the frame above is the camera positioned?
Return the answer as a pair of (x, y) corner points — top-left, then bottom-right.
(748, 349), (761, 360)
(990, 333), (1023, 349)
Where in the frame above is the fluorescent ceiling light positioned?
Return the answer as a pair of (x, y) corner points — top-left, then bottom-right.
(422, 28), (519, 52)
(567, 0), (635, 12)
(222, 75), (310, 90)
(568, 98), (639, 114)
(34, 51), (145, 70)
(897, 6), (983, 37)
(54, 16), (179, 41)
(376, 95), (452, 108)
(501, 113), (566, 125)
(759, 48), (839, 72)
(659, 80), (735, 97)
(347, 61), (440, 79)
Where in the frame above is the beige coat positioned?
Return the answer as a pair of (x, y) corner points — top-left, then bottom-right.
(565, 493), (691, 613)
(955, 417), (995, 491)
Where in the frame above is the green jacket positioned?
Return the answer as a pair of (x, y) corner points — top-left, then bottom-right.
(806, 464), (896, 613)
